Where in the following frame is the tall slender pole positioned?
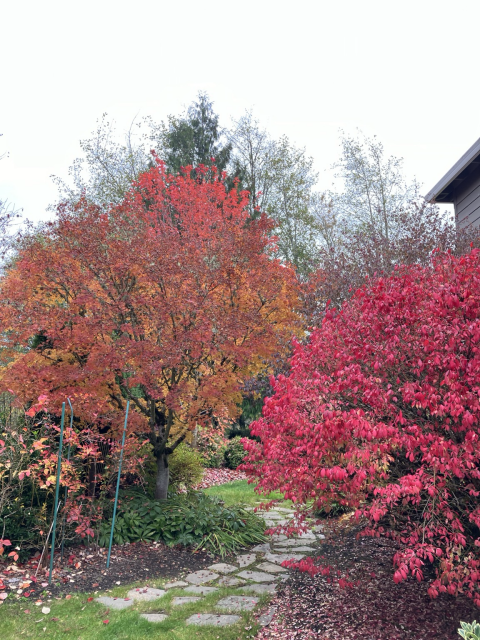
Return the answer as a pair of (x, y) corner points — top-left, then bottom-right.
(60, 398), (74, 563)
(106, 401), (129, 569)
(49, 402), (66, 585)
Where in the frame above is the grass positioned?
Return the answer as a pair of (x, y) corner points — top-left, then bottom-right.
(0, 580), (266, 639)
(204, 479), (293, 509)
(0, 479), (281, 639)
(0, 479), (286, 639)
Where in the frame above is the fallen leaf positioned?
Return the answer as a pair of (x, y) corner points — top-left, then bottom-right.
(103, 619), (109, 624)
(87, 597), (94, 602)
(41, 607), (50, 614)
(0, 593), (8, 600)
(65, 595), (72, 600)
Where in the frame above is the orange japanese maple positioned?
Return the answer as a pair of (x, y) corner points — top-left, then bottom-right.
(0, 160), (299, 498)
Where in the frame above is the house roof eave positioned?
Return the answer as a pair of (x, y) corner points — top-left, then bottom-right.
(426, 136), (480, 203)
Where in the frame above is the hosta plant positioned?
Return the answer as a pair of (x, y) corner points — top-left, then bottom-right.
(459, 620), (480, 640)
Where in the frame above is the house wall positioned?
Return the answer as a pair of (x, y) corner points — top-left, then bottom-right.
(455, 166), (480, 228)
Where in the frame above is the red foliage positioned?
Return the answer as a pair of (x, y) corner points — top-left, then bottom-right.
(0, 159), (299, 497)
(243, 249), (480, 604)
(191, 467), (247, 490)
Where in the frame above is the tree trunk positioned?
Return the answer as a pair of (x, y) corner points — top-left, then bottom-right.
(88, 460), (97, 497)
(155, 452), (169, 500)
(192, 425), (199, 449)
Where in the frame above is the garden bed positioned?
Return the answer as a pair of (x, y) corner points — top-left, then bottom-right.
(193, 467), (247, 490)
(258, 521), (479, 640)
(0, 541), (221, 601)
(0, 473), (250, 604)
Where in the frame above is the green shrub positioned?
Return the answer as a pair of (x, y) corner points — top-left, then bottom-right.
(459, 621), (480, 640)
(312, 498), (352, 518)
(168, 443), (204, 490)
(224, 436), (247, 469)
(0, 415), (56, 561)
(197, 428), (228, 468)
(97, 491), (266, 556)
(227, 395), (264, 439)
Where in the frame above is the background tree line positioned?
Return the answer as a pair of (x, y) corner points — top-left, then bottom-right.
(50, 92), (477, 323)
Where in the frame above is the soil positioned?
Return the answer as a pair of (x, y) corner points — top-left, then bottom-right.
(0, 470), (247, 603)
(257, 520), (480, 640)
(0, 541), (223, 600)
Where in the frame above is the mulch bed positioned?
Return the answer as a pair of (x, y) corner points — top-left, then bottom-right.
(0, 540), (220, 602)
(0, 470), (246, 605)
(193, 467), (247, 489)
(258, 521), (479, 640)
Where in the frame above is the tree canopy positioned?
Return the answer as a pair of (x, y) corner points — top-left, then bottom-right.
(0, 159), (300, 498)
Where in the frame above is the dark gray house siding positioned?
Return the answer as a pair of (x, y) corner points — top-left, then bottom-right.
(455, 170), (480, 228)
(426, 137), (480, 229)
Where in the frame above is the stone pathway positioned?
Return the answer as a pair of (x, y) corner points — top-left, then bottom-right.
(94, 505), (325, 628)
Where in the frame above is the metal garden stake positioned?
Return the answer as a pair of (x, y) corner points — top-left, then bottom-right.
(106, 401), (130, 569)
(60, 398), (74, 563)
(48, 402), (66, 585)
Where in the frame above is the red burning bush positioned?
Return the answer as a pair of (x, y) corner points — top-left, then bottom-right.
(243, 249), (480, 604)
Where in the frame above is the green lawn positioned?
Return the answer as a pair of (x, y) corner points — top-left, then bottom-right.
(0, 479), (285, 639)
(204, 478), (293, 508)
(0, 479), (290, 639)
(0, 580), (265, 639)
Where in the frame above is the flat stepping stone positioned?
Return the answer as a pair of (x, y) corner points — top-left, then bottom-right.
(239, 582), (277, 594)
(172, 596), (202, 606)
(141, 613), (168, 623)
(270, 534), (287, 542)
(296, 532), (316, 540)
(287, 546), (317, 552)
(259, 607), (275, 626)
(217, 595), (259, 611)
(265, 552), (305, 565)
(256, 561), (289, 573)
(164, 580), (188, 589)
(95, 596), (133, 610)
(184, 585), (219, 595)
(312, 525), (324, 532)
(185, 570), (219, 585)
(275, 539), (309, 547)
(126, 587), (166, 602)
(237, 570), (276, 582)
(208, 563), (238, 574)
(217, 576), (245, 587)
(237, 553), (256, 567)
(186, 613), (241, 626)
(251, 543), (271, 553)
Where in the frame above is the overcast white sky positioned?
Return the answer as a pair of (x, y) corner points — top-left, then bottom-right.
(1, 0), (479, 222)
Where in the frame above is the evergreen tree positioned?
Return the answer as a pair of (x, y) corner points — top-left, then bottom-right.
(162, 92), (232, 174)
